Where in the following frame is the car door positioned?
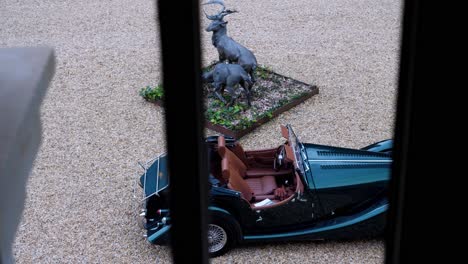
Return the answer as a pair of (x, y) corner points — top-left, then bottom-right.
(248, 189), (320, 233)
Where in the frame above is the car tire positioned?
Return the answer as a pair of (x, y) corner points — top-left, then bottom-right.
(208, 211), (241, 258)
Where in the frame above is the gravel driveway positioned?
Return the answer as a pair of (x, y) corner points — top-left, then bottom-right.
(0, 0), (401, 263)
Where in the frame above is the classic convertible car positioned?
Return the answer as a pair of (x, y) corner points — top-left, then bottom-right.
(136, 124), (392, 257)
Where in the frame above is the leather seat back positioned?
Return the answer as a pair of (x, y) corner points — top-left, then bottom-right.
(223, 159), (254, 202)
(231, 143), (249, 166)
(218, 136), (254, 202)
(218, 137), (247, 179)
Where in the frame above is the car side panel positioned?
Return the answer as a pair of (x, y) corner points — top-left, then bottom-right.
(242, 198), (387, 242)
(243, 190), (322, 235)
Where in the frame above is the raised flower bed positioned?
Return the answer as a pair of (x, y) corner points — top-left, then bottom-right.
(140, 65), (318, 139)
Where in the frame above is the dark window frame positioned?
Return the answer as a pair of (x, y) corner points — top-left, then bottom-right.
(157, 0), (209, 263)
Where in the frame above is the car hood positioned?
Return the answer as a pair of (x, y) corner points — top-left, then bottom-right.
(303, 143), (392, 190)
(140, 154), (169, 197)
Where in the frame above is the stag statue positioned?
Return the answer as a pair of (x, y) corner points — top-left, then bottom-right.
(203, 0), (258, 83)
(202, 63), (253, 106)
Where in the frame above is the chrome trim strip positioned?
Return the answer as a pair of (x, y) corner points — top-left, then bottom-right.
(143, 164), (148, 199)
(156, 155), (160, 193)
(139, 153), (166, 202)
(243, 203), (388, 240)
(141, 191), (157, 202)
(208, 206), (231, 215)
(147, 225), (171, 243)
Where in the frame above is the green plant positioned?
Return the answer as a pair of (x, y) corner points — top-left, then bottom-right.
(139, 85), (164, 101)
(291, 92), (308, 100)
(210, 99), (224, 108)
(256, 65), (272, 79)
(202, 65), (212, 72)
(271, 76), (282, 85)
(206, 103), (254, 130)
(235, 117), (256, 130)
(263, 110), (274, 118)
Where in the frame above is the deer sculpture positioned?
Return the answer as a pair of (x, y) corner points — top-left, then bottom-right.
(202, 63), (253, 107)
(203, 0), (258, 83)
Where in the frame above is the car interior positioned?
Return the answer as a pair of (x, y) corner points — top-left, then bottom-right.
(208, 127), (304, 209)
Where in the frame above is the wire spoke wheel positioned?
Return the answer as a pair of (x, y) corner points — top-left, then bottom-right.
(207, 224), (228, 253)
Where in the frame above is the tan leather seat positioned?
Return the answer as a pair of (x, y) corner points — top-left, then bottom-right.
(245, 168), (291, 177)
(230, 143), (249, 167)
(218, 136), (278, 202)
(243, 177), (277, 200)
(230, 141), (292, 178)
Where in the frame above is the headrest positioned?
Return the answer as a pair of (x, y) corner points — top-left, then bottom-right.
(280, 125), (289, 140)
(221, 158), (230, 180)
(218, 136), (226, 157)
(218, 135), (225, 147)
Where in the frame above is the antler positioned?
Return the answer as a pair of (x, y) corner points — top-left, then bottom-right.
(203, 0), (225, 10)
(203, 0), (237, 21)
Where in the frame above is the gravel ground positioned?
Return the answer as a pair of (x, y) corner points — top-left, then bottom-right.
(1, 0), (401, 263)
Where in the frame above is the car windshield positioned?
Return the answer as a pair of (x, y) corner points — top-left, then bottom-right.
(287, 124), (309, 184)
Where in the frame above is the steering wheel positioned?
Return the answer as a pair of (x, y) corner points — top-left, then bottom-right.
(274, 145), (286, 171)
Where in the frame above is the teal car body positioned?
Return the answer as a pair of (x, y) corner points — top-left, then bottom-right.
(136, 125), (392, 256)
